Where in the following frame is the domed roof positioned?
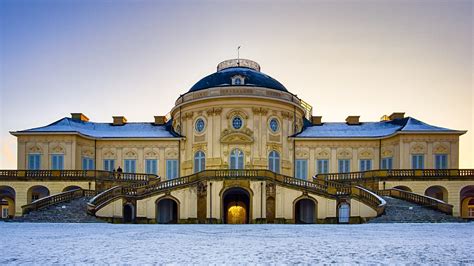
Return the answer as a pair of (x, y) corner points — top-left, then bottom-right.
(188, 59), (288, 93)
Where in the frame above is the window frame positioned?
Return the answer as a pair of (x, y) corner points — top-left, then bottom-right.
(359, 159), (372, 171)
(434, 154), (448, 169)
(28, 154), (41, 170)
(145, 159), (158, 175)
(82, 157), (94, 170)
(51, 154), (64, 170)
(295, 159), (308, 179)
(381, 157), (393, 170)
(411, 154), (425, 169)
(194, 151), (206, 173)
(166, 159), (178, 179)
(230, 149), (244, 169)
(338, 159), (350, 173)
(268, 150), (280, 173)
(103, 159), (115, 172)
(317, 159), (329, 174)
(124, 159), (137, 173)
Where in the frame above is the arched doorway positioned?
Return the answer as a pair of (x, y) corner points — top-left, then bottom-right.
(425, 186), (448, 202)
(393, 186), (412, 192)
(0, 186), (15, 219)
(222, 187), (250, 224)
(156, 198), (178, 224)
(338, 203), (350, 223)
(62, 186), (81, 192)
(460, 186), (474, 219)
(294, 198), (317, 224)
(123, 203), (135, 223)
(27, 185), (50, 204)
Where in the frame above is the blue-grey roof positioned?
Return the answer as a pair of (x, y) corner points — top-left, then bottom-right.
(188, 67), (288, 93)
(295, 117), (463, 138)
(12, 118), (179, 139)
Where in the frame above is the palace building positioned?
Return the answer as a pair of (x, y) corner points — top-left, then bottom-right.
(1, 59), (474, 223)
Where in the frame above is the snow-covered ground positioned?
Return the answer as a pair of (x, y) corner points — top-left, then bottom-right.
(1, 222), (473, 264)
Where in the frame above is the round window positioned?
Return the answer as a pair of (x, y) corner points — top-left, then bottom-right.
(232, 116), (243, 130)
(270, 118), (279, 132)
(195, 118), (205, 133)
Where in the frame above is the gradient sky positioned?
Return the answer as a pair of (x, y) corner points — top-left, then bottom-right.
(0, 0), (472, 169)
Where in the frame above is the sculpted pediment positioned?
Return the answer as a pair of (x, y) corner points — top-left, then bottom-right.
(220, 128), (254, 144)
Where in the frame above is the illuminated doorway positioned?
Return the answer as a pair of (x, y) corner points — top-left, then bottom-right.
(222, 187), (250, 224)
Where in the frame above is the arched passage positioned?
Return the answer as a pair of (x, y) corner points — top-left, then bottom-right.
(62, 186), (81, 192)
(425, 186), (448, 202)
(222, 187), (250, 224)
(0, 186), (15, 218)
(156, 198), (178, 224)
(294, 197), (317, 224)
(460, 186), (474, 219)
(27, 185), (50, 204)
(123, 203), (135, 223)
(393, 186), (412, 192)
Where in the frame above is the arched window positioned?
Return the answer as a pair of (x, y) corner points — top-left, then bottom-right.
(194, 151), (205, 173)
(268, 151), (280, 173)
(338, 203), (350, 223)
(230, 149), (244, 169)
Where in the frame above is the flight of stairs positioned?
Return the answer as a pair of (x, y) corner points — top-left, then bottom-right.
(11, 197), (105, 223)
(368, 196), (465, 223)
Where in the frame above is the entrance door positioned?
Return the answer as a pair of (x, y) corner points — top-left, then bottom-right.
(222, 188), (250, 224)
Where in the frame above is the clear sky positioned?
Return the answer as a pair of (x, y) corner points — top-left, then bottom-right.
(0, 0), (472, 169)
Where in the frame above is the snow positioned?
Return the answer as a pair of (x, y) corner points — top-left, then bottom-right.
(356, 186), (387, 206)
(1, 223), (473, 264)
(15, 118), (176, 138)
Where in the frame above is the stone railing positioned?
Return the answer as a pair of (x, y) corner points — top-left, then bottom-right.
(0, 170), (159, 183)
(22, 188), (96, 214)
(378, 188), (453, 215)
(315, 169), (474, 182)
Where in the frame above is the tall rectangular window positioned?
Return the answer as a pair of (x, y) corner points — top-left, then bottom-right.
(295, 159), (308, 179)
(51, 154), (64, 170)
(166, 159), (178, 179)
(338, 159), (350, 173)
(435, 154), (448, 169)
(381, 157), (393, 170)
(124, 159), (136, 173)
(317, 159), (329, 174)
(359, 159), (372, 171)
(82, 157), (94, 170)
(145, 159), (158, 175)
(28, 154), (41, 170)
(103, 159), (115, 171)
(412, 154), (424, 169)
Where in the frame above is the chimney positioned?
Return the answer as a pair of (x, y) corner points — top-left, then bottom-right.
(154, 116), (167, 125)
(346, 115), (360, 125)
(112, 116), (127, 126)
(389, 112), (405, 120)
(311, 116), (322, 125)
(380, 115), (390, 122)
(71, 113), (89, 122)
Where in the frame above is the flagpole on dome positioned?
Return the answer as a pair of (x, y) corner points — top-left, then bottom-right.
(237, 46), (241, 66)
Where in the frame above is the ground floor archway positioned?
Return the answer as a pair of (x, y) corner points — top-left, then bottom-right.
(123, 203), (135, 223)
(338, 202), (350, 223)
(156, 198), (178, 224)
(0, 186), (15, 218)
(460, 186), (474, 219)
(222, 187), (250, 224)
(425, 186), (448, 202)
(294, 197), (317, 224)
(27, 185), (50, 204)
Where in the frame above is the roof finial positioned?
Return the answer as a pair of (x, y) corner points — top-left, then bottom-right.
(237, 46), (241, 66)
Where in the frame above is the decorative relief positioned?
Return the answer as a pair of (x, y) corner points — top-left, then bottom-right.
(81, 148), (94, 157)
(266, 143), (282, 153)
(144, 148), (159, 158)
(381, 147), (394, 157)
(252, 107), (269, 115)
(28, 144), (43, 154)
(123, 149), (138, 159)
(192, 143), (207, 153)
(226, 109), (248, 119)
(282, 160), (292, 169)
(358, 148), (374, 159)
(50, 143), (65, 154)
(434, 143), (449, 154)
(281, 111), (294, 120)
(102, 149), (116, 159)
(316, 148), (331, 159)
(410, 143), (426, 154)
(206, 107), (222, 116)
(295, 147), (309, 159)
(337, 148), (352, 159)
(220, 128), (254, 144)
(165, 148), (179, 159)
(183, 112), (194, 120)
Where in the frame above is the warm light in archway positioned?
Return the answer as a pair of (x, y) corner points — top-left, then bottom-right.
(227, 203), (246, 224)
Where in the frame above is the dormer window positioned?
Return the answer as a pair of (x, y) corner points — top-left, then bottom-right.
(231, 75), (245, 85)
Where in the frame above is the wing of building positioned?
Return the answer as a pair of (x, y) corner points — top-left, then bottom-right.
(2, 59), (473, 223)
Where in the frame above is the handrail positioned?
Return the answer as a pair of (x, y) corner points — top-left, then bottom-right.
(21, 188), (94, 214)
(0, 169), (160, 182)
(378, 188), (453, 215)
(353, 186), (386, 216)
(315, 169), (474, 181)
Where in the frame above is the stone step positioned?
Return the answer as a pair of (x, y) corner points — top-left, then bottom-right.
(10, 197), (105, 223)
(368, 196), (465, 223)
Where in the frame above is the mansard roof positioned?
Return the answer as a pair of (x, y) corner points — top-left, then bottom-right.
(11, 117), (179, 139)
(295, 117), (465, 139)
